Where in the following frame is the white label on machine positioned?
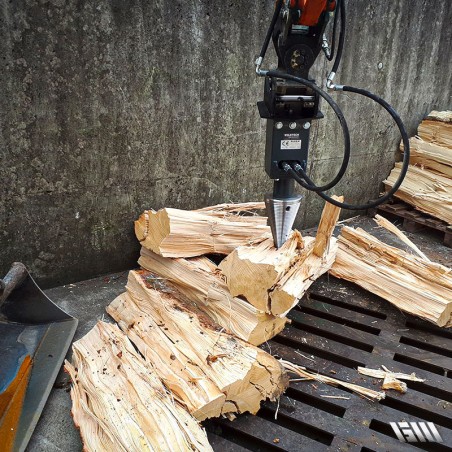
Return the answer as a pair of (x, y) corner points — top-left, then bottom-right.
(281, 139), (301, 150)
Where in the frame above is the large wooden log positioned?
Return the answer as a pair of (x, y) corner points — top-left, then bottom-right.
(418, 111), (452, 149)
(384, 162), (452, 224)
(135, 202), (269, 258)
(106, 270), (288, 421)
(219, 197), (342, 316)
(138, 247), (287, 345)
(65, 322), (213, 452)
(330, 226), (452, 327)
(219, 231), (304, 313)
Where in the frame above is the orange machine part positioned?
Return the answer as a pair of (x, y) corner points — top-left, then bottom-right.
(0, 355), (33, 451)
(289, 0), (335, 27)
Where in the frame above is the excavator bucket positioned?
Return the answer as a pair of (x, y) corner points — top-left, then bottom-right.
(0, 263), (78, 452)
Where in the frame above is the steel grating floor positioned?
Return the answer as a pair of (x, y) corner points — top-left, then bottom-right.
(205, 275), (452, 451)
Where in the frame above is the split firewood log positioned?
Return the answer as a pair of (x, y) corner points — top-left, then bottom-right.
(138, 247), (287, 345)
(135, 202), (269, 258)
(330, 226), (452, 327)
(404, 136), (452, 178)
(106, 270), (288, 421)
(384, 162), (452, 224)
(219, 197), (343, 316)
(65, 322), (213, 452)
(418, 110), (452, 149)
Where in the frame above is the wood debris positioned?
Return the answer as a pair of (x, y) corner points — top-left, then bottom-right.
(135, 202), (269, 258)
(138, 247), (287, 345)
(358, 366), (425, 394)
(330, 226), (452, 327)
(357, 366), (425, 382)
(281, 360), (386, 401)
(320, 395), (351, 400)
(374, 214), (431, 261)
(385, 110), (452, 225)
(219, 197), (343, 316)
(65, 322), (213, 452)
(106, 269), (288, 421)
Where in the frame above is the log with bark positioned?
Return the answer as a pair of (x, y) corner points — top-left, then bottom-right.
(138, 247), (287, 345)
(65, 322), (213, 452)
(219, 197), (343, 316)
(106, 270), (288, 421)
(135, 202), (269, 258)
(384, 162), (452, 225)
(330, 226), (452, 327)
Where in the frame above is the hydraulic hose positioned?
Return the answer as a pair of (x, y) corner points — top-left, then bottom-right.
(258, 0), (284, 61)
(331, 0), (345, 74)
(287, 85), (410, 210)
(267, 69), (351, 191)
(325, 0), (341, 62)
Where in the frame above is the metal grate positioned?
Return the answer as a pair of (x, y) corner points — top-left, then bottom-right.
(205, 275), (452, 451)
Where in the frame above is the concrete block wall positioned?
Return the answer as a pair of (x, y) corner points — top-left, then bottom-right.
(1, 0), (451, 287)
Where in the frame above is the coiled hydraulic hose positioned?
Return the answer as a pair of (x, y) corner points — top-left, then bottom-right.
(283, 84), (410, 210)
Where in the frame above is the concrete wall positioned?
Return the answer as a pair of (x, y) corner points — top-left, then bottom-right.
(1, 0), (451, 287)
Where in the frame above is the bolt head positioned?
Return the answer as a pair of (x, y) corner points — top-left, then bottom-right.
(275, 122), (283, 129)
(303, 122), (311, 129)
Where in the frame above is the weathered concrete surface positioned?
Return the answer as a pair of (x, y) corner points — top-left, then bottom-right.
(1, 0), (451, 286)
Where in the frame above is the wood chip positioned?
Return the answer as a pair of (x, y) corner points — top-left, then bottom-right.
(357, 366), (425, 382)
(281, 360), (386, 401)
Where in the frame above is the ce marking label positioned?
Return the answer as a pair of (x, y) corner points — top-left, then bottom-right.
(281, 140), (302, 150)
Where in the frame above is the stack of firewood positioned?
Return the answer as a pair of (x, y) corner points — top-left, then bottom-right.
(384, 110), (452, 224)
(66, 199), (342, 451)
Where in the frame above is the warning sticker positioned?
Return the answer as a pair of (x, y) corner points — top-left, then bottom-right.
(281, 140), (302, 150)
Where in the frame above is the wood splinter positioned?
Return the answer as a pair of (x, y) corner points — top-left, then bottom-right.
(358, 366), (425, 394)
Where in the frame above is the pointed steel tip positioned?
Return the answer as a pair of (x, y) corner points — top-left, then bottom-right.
(274, 237), (284, 249)
(265, 194), (303, 249)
